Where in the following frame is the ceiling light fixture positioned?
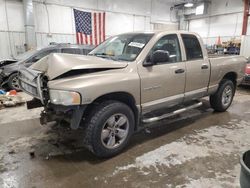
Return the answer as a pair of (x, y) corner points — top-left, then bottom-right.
(184, 2), (194, 8)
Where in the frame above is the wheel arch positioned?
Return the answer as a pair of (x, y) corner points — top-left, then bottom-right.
(83, 92), (140, 130)
(1, 71), (18, 87)
(222, 72), (237, 86)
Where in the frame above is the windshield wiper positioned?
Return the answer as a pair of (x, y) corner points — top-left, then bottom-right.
(90, 53), (119, 61)
(92, 52), (112, 57)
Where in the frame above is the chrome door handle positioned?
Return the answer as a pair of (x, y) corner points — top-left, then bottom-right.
(201, 64), (209, 69)
(175, 69), (185, 74)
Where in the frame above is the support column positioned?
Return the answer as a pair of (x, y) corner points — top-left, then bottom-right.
(179, 15), (188, 30)
(23, 0), (36, 50)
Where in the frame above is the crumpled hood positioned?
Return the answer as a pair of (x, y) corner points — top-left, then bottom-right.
(30, 53), (128, 80)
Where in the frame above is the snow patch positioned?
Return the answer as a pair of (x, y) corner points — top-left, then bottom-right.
(111, 119), (250, 179)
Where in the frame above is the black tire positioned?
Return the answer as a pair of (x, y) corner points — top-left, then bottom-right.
(210, 79), (235, 112)
(84, 100), (135, 158)
(7, 73), (21, 91)
(0, 74), (4, 88)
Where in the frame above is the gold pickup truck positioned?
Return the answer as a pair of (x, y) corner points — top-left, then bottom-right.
(19, 31), (247, 157)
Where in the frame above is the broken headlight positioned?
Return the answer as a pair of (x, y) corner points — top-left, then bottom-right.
(49, 90), (81, 106)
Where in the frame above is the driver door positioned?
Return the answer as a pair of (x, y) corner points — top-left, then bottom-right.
(138, 34), (186, 114)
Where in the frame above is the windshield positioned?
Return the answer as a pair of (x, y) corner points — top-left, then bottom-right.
(89, 33), (154, 61)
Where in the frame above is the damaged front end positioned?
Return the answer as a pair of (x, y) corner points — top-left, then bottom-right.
(19, 67), (86, 130)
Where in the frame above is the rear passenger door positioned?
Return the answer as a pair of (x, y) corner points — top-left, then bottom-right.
(181, 34), (210, 101)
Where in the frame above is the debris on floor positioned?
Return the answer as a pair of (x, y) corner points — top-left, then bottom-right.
(0, 89), (6, 95)
(0, 88), (249, 188)
(0, 90), (25, 109)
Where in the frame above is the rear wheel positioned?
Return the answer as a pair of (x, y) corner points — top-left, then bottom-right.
(210, 79), (235, 112)
(84, 100), (135, 158)
(8, 73), (21, 91)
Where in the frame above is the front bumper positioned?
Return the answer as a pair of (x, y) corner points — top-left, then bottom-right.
(20, 67), (86, 130)
(27, 98), (86, 130)
(40, 104), (86, 130)
(242, 74), (250, 86)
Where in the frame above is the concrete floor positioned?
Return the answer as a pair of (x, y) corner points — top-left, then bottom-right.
(0, 87), (250, 188)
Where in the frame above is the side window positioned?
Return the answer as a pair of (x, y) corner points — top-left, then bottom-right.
(150, 34), (182, 64)
(61, 48), (82, 55)
(181, 34), (203, 60)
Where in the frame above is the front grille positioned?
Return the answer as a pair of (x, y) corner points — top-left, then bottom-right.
(19, 67), (42, 100)
(20, 80), (38, 97)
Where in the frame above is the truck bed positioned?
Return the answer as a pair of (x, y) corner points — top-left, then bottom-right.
(208, 54), (238, 58)
(208, 55), (246, 88)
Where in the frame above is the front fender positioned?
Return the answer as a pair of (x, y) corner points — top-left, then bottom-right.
(47, 68), (141, 106)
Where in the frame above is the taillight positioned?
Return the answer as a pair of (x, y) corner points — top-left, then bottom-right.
(246, 64), (250, 74)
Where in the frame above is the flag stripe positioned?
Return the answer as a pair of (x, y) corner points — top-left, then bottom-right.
(99, 13), (102, 43)
(99, 13), (103, 42)
(84, 34), (86, 45)
(88, 35), (91, 44)
(90, 35), (93, 45)
(96, 13), (100, 45)
(80, 34), (83, 45)
(103, 12), (105, 41)
(77, 33), (79, 44)
(94, 13), (97, 45)
(91, 12), (94, 45)
(85, 34), (88, 44)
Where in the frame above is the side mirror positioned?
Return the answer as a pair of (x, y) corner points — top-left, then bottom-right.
(151, 50), (170, 64)
(143, 50), (170, 67)
(143, 50), (169, 67)
(143, 55), (154, 67)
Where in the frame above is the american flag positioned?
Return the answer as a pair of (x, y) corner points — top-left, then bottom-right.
(73, 9), (106, 45)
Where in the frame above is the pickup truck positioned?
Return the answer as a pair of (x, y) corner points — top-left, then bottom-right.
(19, 31), (247, 158)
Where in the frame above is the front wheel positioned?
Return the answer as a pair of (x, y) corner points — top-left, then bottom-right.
(84, 100), (135, 158)
(8, 73), (21, 91)
(210, 79), (235, 112)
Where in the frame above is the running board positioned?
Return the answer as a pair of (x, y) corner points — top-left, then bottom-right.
(142, 102), (203, 123)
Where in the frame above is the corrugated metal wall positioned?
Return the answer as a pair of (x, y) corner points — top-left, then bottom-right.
(1, 0), (249, 58)
(0, 0), (25, 58)
(0, 0), (178, 59)
(189, 0), (244, 45)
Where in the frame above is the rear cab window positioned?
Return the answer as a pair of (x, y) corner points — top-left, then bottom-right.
(181, 34), (203, 61)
